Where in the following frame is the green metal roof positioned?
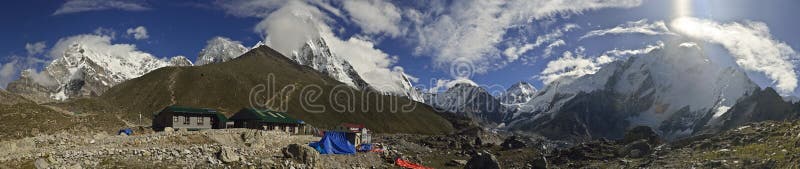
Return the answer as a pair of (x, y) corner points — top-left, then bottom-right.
(155, 105), (228, 122)
(234, 108), (300, 124)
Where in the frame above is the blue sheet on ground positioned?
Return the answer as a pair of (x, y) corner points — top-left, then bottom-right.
(308, 131), (356, 154)
(118, 128), (133, 136)
(358, 143), (372, 152)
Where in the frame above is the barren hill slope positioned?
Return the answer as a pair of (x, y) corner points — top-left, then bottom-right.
(99, 46), (453, 135)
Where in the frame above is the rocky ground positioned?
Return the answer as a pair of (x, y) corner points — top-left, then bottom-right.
(4, 120), (800, 169)
(0, 129), (391, 169)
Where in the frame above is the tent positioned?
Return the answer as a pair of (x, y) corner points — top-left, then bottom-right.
(309, 131), (356, 154)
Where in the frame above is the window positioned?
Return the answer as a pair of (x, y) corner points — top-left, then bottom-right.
(183, 116), (190, 125)
(198, 117), (204, 125)
(173, 116), (178, 122)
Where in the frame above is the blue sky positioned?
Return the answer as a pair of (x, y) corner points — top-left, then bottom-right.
(2, 0), (799, 96)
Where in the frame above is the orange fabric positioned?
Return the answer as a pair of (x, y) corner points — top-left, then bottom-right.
(395, 158), (433, 169)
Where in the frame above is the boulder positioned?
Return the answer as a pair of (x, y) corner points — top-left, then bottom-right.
(623, 126), (660, 145)
(531, 157), (548, 169)
(445, 159), (467, 166)
(465, 151), (500, 169)
(218, 147), (240, 163)
(500, 136), (526, 150)
(282, 144), (318, 166)
(620, 139), (652, 158)
(34, 158), (50, 169)
(164, 127), (174, 133)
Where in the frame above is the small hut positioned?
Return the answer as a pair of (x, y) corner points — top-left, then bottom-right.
(228, 108), (305, 134)
(335, 123), (371, 146)
(152, 105), (227, 131)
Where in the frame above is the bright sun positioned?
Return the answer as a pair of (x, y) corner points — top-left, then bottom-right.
(674, 0), (692, 18)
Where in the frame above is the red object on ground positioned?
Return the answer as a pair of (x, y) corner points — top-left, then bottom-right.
(395, 158), (433, 169)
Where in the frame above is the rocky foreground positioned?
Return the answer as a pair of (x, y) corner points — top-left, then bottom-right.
(0, 129), (388, 169)
(4, 120), (800, 169)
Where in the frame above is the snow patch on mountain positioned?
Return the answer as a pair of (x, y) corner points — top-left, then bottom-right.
(508, 41), (759, 139)
(8, 34), (188, 102)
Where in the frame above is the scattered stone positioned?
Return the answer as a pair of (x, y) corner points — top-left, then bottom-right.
(164, 127), (174, 133)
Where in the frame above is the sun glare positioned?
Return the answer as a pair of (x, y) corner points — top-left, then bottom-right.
(674, 0), (692, 18)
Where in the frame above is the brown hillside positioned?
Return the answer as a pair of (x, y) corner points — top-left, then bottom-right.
(98, 46), (453, 135)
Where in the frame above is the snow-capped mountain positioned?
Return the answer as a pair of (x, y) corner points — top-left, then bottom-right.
(423, 83), (508, 123)
(398, 72), (424, 102)
(7, 43), (186, 102)
(498, 81), (537, 105)
(290, 37), (370, 90)
(505, 41), (763, 140)
(168, 56), (193, 67)
(195, 37), (249, 65)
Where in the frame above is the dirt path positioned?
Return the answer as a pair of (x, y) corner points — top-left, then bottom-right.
(168, 68), (182, 105)
(43, 105), (75, 116)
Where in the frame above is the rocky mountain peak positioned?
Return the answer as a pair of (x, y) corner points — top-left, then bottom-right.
(499, 81), (537, 105)
(291, 37), (370, 90)
(195, 37), (248, 65)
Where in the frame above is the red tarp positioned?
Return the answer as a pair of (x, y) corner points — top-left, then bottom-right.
(395, 158), (433, 169)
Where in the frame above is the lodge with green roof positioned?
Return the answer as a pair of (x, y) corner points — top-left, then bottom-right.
(152, 105), (228, 131)
(228, 108), (306, 134)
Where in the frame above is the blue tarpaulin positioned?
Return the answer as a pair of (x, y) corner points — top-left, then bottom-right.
(118, 128), (133, 136)
(358, 143), (372, 152)
(308, 131), (356, 154)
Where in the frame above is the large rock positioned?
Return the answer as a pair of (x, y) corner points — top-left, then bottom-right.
(500, 136), (526, 150)
(465, 151), (500, 169)
(35, 158), (50, 169)
(282, 143), (318, 166)
(446, 159), (467, 166)
(619, 139), (652, 158)
(623, 126), (660, 145)
(217, 147), (240, 163)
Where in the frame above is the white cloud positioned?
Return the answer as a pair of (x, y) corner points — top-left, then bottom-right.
(53, 0), (150, 15)
(539, 48), (616, 85)
(215, 0), (285, 18)
(254, 0), (325, 57)
(342, 0), (404, 37)
(0, 60), (18, 87)
(25, 42), (47, 56)
(414, 0), (642, 74)
(581, 19), (674, 39)
(222, 0), (414, 95)
(543, 39), (566, 58)
(602, 41), (665, 58)
(504, 23), (579, 62)
(671, 17), (799, 95)
(126, 26), (149, 40)
(679, 42), (698, 48)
